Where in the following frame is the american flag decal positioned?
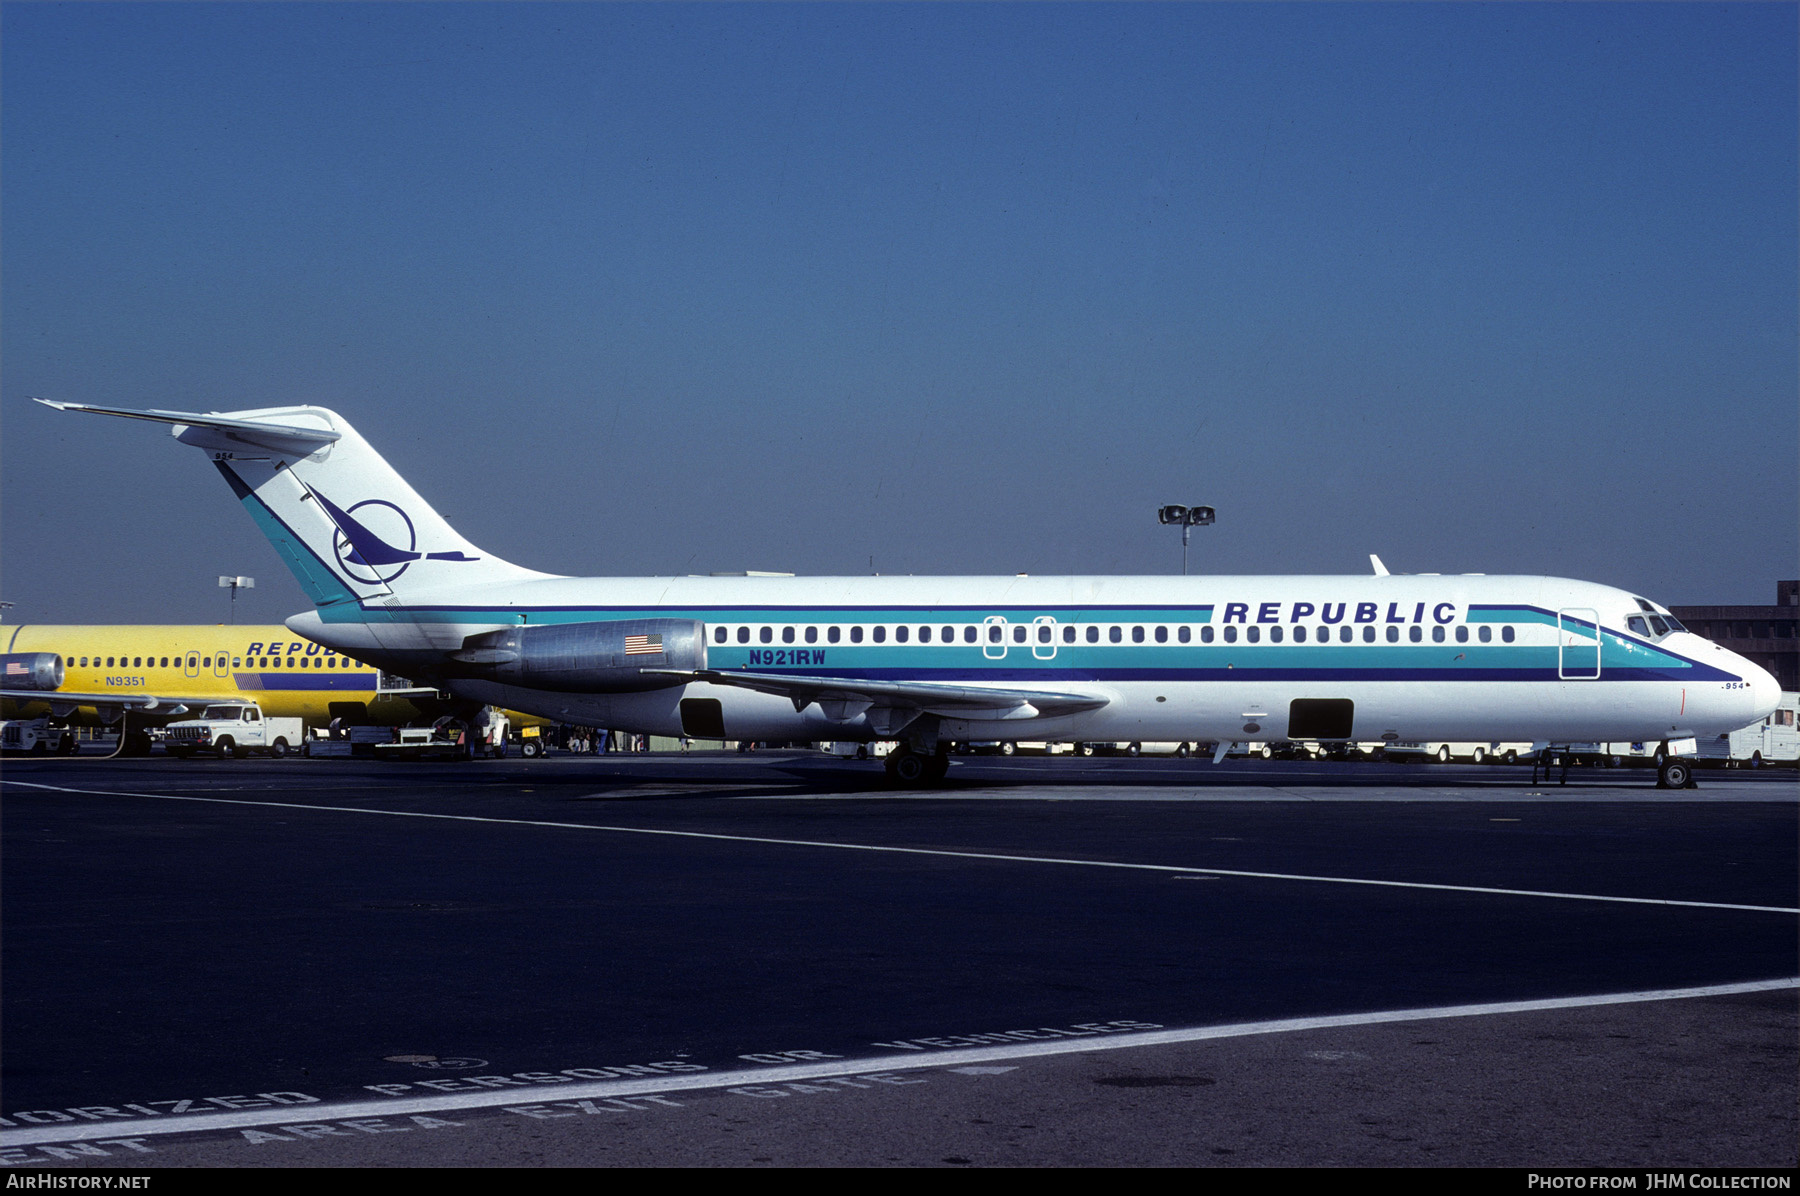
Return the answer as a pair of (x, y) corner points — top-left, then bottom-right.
(5, 662), (26, 676)
(623, 634), (663, 656)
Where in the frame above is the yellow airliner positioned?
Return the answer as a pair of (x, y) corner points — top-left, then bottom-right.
(2, 624), (439, 728)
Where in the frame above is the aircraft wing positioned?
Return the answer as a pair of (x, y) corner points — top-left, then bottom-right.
(1, 690), (201, 720)
(645, 668), (1109, 729)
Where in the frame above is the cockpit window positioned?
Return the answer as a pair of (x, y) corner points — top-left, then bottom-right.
(1634, 598), (1655, 613)
(1662, 615), (1686, 632)
(1627, 616), (1649, 636)
(1647, 616), (1669, 637)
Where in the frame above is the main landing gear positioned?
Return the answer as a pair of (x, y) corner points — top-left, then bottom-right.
(884, 745), (949, 786)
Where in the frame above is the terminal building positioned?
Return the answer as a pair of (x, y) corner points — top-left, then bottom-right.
(1669, 580), (1799, 694)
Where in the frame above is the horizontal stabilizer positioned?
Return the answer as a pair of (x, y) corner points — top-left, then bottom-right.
(33, 399), (341, 456)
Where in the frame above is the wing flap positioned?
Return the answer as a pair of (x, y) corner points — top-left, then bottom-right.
(2, 690), (200, 719)
(644, 668), (1108, 721)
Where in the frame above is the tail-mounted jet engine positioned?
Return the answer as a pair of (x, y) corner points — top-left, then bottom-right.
(451, 619), (705, 693)
(2, 653), (66, 691)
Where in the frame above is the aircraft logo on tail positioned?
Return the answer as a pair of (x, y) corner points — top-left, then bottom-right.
(313, 490), (478, 586)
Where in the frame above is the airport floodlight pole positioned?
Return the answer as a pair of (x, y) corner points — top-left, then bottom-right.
(219, 575), (254, 623)
(1157, 505), (1215, 575)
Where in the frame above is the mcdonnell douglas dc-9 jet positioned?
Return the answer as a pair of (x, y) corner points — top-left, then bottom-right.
(38, 400), (1778, 786)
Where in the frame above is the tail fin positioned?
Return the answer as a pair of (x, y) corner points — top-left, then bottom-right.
(36, 400), (549, 607)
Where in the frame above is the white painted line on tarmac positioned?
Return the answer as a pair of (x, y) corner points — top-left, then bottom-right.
(0, 978), (1792, 1147)
(8, 779), (1797, 915)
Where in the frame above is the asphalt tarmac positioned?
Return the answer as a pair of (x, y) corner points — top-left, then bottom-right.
(2, 751), (1794, 1169)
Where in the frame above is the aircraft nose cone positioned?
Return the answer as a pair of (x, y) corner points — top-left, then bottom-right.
(1747, 659), (1780, 723)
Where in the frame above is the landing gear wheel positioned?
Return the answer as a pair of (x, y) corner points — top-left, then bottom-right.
(1657, 758), (1694, 789)
(885, 749), (929, 786)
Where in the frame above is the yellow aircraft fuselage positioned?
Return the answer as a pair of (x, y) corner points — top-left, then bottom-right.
(3, 625), (426, 726)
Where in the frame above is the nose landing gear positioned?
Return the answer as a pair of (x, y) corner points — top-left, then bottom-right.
(1656, 757), (1695, 789)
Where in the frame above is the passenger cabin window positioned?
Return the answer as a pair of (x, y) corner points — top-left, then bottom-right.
(759, 627), (773, 644)
(828, 627), (841, 643)
(1177, 627), (1190, 643)
(737, 627), (749, 644)
(1293, 626), (1306, 643)
(1131, 627), (1145, 644)
(1201, 627), (1214, 643)
(1455, 626), (1468, 643)
(896, 626), (909, 643)
(1223, 627), (1238, 643)
(1012, 626), (1025, 643)
(1362, 627), (1375, 643)
(715, 627), (727, 643)
(851, 627), (864, 643)
(1409, 627), (1422, 643)
(782, 627), (795, 644)
(1501, 627), (1515, 642)
(1086, 627), (1099, 643)
(873, 626), (886, 643)
(1109, 627), (1122, 644)
(1063, 626), (1077, 643)
(805, 627), (818, 644)
(1246, 627), (1260, 643)
(1153, 626), (1167, 644)
(917, 627), (929, 643)
(962, 627), (976, 643)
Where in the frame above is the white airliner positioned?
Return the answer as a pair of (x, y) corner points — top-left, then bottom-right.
(38, 399), (1780, 786)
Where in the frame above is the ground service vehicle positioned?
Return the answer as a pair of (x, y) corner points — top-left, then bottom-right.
(165, 703), (303, 758)
(1695, 692), (1798, 767)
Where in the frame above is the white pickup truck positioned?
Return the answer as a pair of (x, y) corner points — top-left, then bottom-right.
(165, 703), (303, 759)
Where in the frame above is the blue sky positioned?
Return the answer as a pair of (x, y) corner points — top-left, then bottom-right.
(3, 2), (1794, 625)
